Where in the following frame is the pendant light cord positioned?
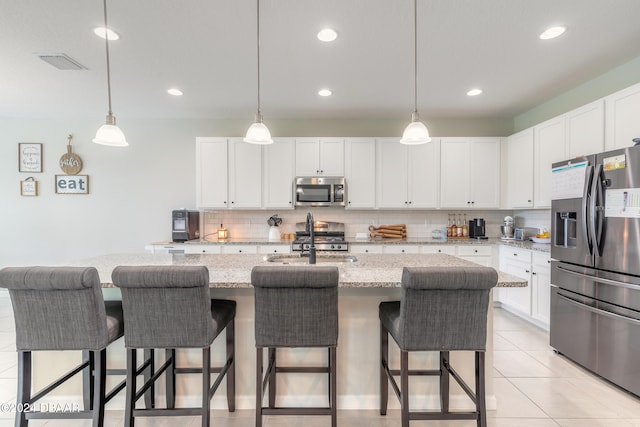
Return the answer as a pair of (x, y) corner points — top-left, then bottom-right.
(413, 0), (418, 115)
(256, 0), (262, 118)
(102, 0), (113, 117)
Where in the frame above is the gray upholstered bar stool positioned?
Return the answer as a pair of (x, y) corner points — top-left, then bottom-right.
(251, 266), (339, 427)
(0, 266), (126, 427)
(111, 265), (235, 427)
(379, 266), (498, 427)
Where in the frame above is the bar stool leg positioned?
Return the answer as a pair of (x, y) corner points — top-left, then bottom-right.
(202, 347), (211, 427)
(91, 349), (107, 427)
(440, 351), (450, 413)
(16, 351), (31, 427)
(143, 349), (155, 409)
(380, 323), (388, 416)
(125, 349), (137, 427)
(476, 351), (487, 427)
(82, 350), (94, 410)
(166, 349), (176, 409)
(268, 348), (276, 409)
(330, 347), (337, 427)
(226, 319), (236, 412)
(256, 347), (263, 427)
(400, 350), (409, 427)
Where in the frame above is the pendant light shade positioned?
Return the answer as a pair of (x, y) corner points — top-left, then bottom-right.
(245, 114), (273, 145)
(245, 0), (273, 145)
(401, 0), (430, 145)
(93, 0), (128, 147)
(401, 112), (431, 145)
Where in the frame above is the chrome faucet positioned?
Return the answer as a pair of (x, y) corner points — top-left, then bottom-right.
(306, 212), (316, 264)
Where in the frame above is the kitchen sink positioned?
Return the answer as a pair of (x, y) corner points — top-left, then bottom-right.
(266, 254), (358, 264)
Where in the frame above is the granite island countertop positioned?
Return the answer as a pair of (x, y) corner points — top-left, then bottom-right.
(152, 237), (550, 253)
(73, 253), (527, 289)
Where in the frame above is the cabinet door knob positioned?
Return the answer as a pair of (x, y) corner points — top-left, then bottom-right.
(224, 201), (227, 204)
(408, 201), (412, 204)
(401, 249), (405, 253)
(365, 249), (369, 253)
(528, 199), (532, 203)
(289, 201), (292, 204)
(239, 250), (242, 253)
(532, 272), (537, 275)
(438, 249), (442, 253)
(231, 201), (234, 204)
(525, 269), (530, 273)
(514, 253), (517, 256)
(474, 249), (478, 253)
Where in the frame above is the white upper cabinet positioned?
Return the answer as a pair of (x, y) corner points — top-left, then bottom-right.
(295, 138), (344, 176)
(566, 100), (605, 158)
(263, 138), (295, 209)
(506, 128), (534, 208)
(534, 116), (566, 208)
(376, 138), (440, 209)
(440, 138), (500, 209)
(605, 82), (640, 150)
(344, 138), (376, 209)
(228, 138), (262, 209)
(196, 137), (228, 209)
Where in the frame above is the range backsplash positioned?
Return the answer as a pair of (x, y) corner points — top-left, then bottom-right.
(202, 209), (551, 241)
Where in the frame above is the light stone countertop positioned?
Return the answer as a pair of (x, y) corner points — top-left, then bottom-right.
(152, 237), (551, 253)
(74, 253), (527, 289)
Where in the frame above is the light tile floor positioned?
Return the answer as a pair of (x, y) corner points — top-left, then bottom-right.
(1, 294), (640, 426)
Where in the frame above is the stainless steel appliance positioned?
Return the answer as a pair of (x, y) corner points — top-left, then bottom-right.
(550, 146), (640, 397)
(172, 209), (200, 242)
(468, 218), (487, 239)
(500, 216), (515, 240)
(514, 227), (537, 241)
(292, 221), (348, 252)
(294, 177), (346, 207)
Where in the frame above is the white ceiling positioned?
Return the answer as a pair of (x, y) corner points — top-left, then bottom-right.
(2, 0), (640, 121)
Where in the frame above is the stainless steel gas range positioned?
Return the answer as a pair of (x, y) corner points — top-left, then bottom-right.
(291, 221), (348, 252)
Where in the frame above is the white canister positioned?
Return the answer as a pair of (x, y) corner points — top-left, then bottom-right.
(268, 226), (281, 242)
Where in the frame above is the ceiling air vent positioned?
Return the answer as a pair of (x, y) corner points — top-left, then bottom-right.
(36, 53), (87, 70)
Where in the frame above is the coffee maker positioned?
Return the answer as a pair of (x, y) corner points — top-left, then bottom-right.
(468, 218), (487, 239)
(172, 209), (200, 242)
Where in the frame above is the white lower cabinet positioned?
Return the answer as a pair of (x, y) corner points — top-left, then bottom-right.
(257, 245), (291, 254)
(184, 245), (222, 254)
(350, 245), (383, 254)
(531, 252), (551, 326)
(383, 245), (420, 254)
(221, 245), (258, 254)
(420, 245), (456, 255)
(145, 244), (186, 254)
(456, 245), (492, 266)
(497, 246), (550, 329)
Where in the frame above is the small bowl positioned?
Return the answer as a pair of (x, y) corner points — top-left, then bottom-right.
(531, 237), (551, 244)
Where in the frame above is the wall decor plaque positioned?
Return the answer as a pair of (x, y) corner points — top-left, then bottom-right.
(59, 134), (83, 175)
(55, 175), (89, 194)
(20, 177), (38, 196)
(18, 143), (43, 173)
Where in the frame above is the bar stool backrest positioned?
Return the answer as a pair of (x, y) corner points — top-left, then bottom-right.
(112, 265), (214, 348)
(0, 266), (110, 351)
(399, 267), (498, 351)
(251, 266), (339, 348)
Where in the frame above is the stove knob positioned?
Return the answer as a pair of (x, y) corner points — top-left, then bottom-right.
(337, 245), (342, 249)
(331, 244), (335, 249)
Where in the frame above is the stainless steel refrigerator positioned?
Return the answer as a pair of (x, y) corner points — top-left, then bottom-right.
(550, 145), (640, 397)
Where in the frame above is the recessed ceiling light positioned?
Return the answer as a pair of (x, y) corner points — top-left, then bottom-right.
(467, 88), (483, 97)
(167, 88), (183, 96)
(317, 28), (338, 42)
(318, 89), (332, 97)
(539, 26), (566, 40)
(93, 26), (120, 40)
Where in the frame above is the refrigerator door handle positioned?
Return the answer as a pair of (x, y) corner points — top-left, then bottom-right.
(582, 165), (594, 254)
(556, 264), (640, 291)
(556, 292), (640, 326)
(591, 164), (604, 257)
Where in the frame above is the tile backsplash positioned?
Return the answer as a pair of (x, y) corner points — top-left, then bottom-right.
(202, 209), (552, 240)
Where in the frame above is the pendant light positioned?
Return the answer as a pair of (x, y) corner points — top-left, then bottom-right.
(244, 0), (273, 145)
(400, 0), (431, 145)
(93, 0), (128, 147)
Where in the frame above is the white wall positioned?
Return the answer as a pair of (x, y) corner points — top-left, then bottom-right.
(0, 118), (198, 267)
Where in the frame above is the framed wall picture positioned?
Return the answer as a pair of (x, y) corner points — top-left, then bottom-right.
(18, 143), (43, 173)
(55, 175), (89, 194)
(20, 177), (38, 196)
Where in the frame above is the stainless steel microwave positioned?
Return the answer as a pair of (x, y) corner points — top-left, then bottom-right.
(294, 177), (346, 207)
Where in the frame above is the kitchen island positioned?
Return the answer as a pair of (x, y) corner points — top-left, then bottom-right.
(43, 252), (525, 412)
